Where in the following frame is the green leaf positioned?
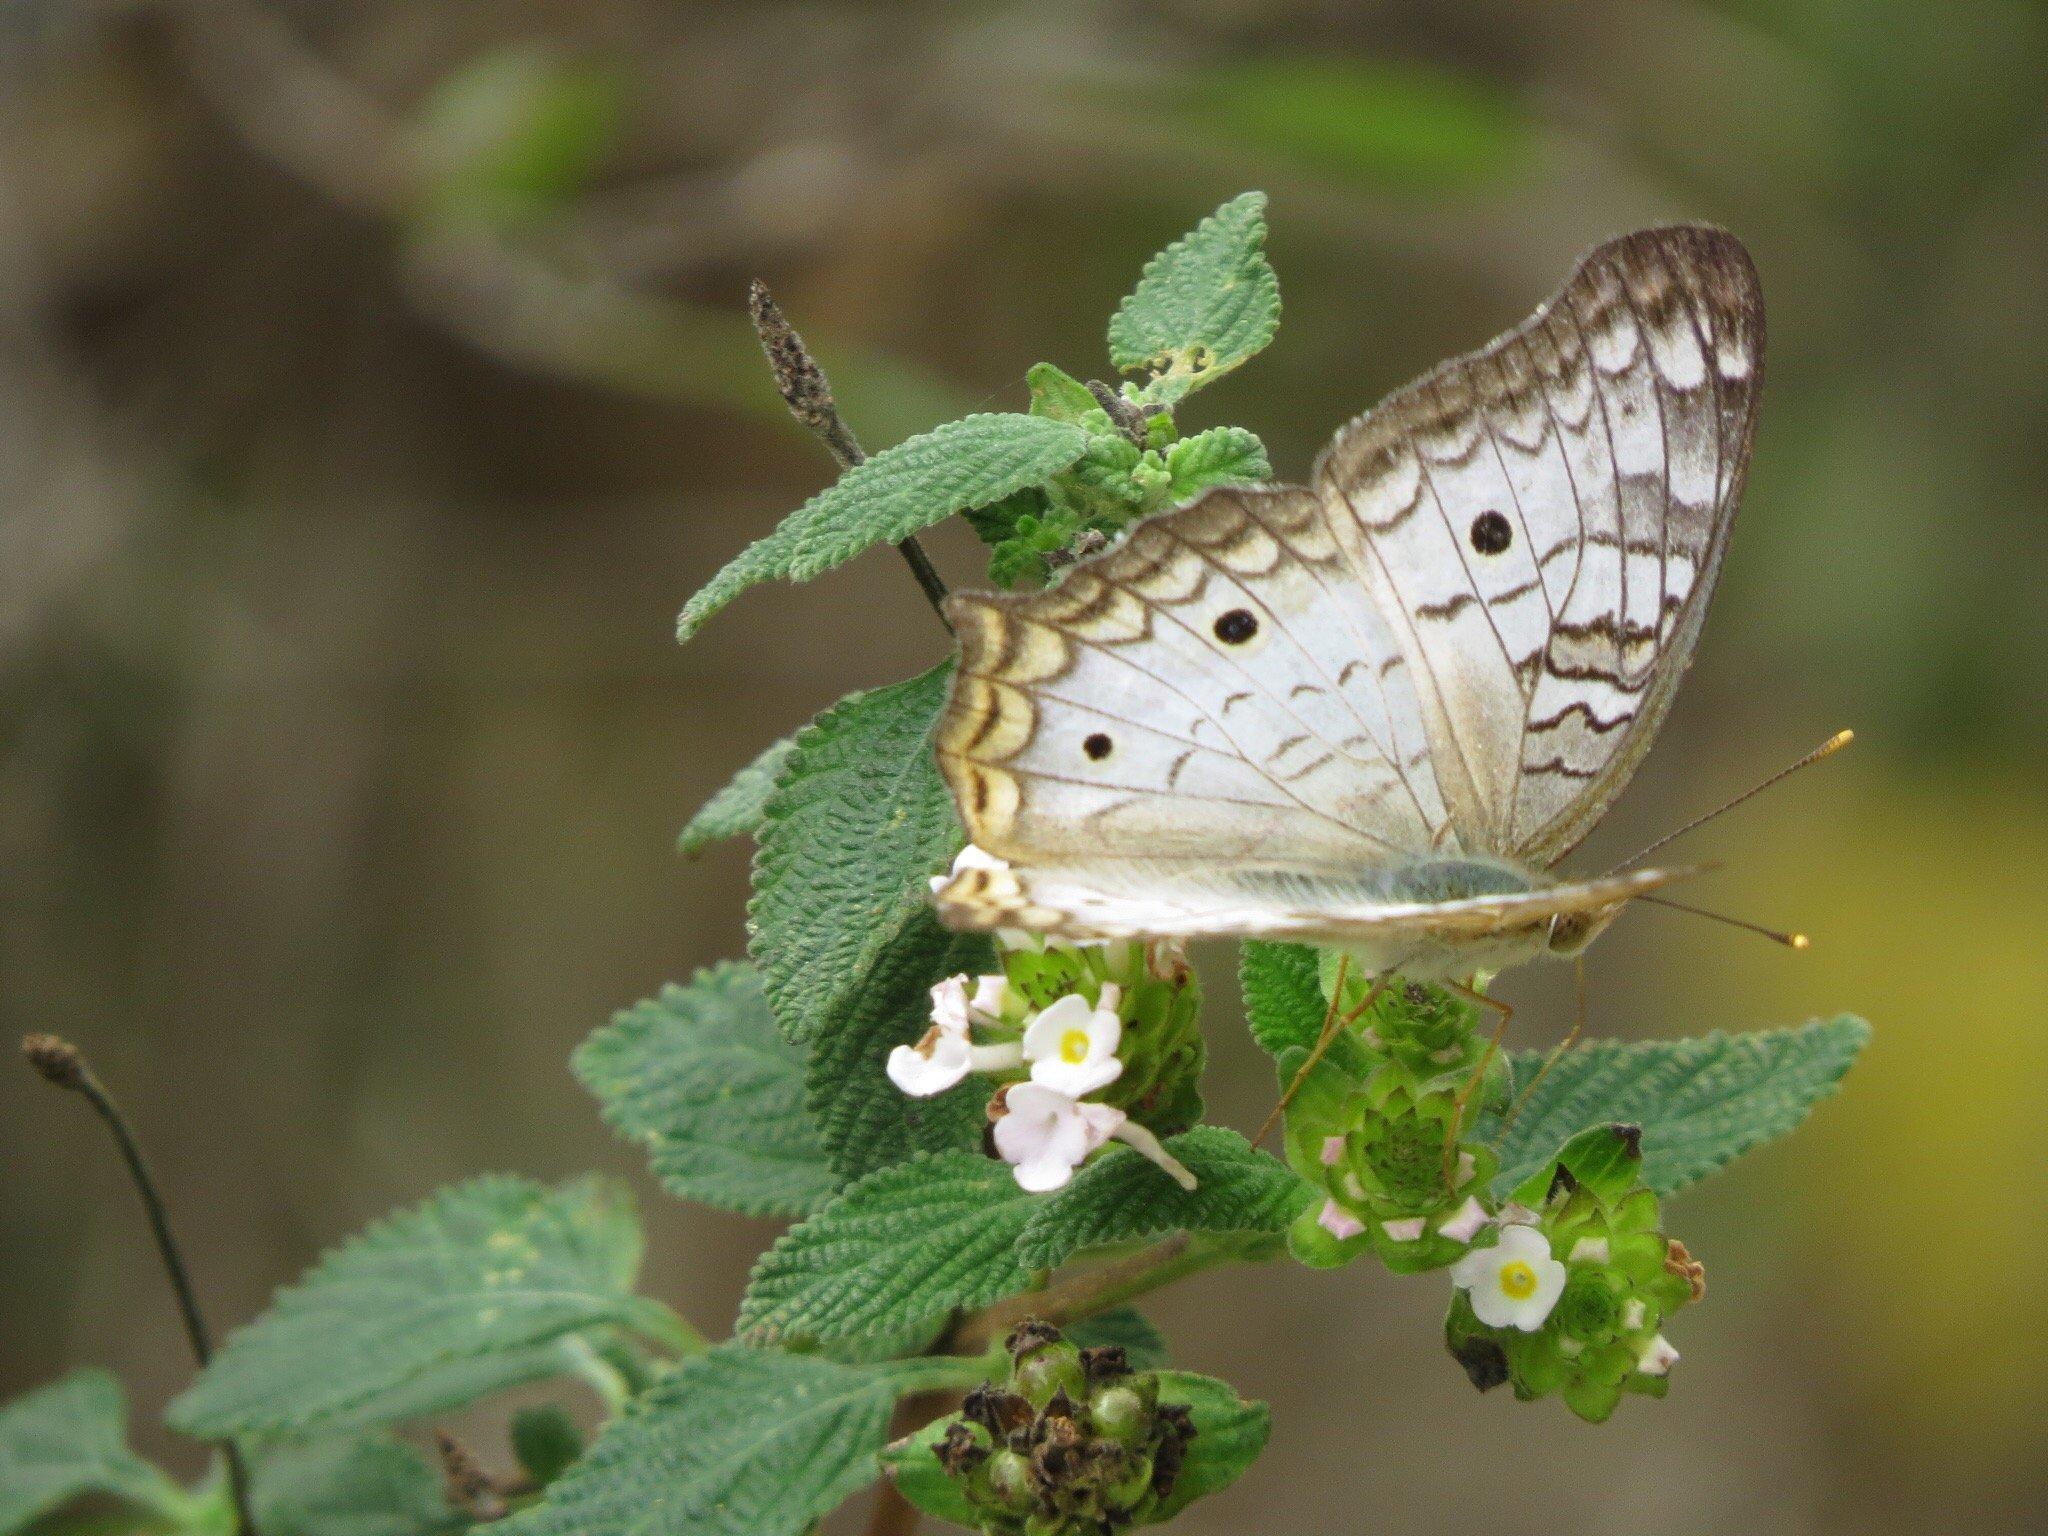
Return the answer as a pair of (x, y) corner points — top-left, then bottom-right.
(1025, 362), (1108, 427)
(1150, 1372), (1271, 1521)
(1166, 426), (1270, 500)
(252, 1439), (461, 1536)
(1238, 941), (1326, 1057)
(295, 1345), (583, 1437)
(1517, 1124), (1644, 1209)
(879, 1419), (981, 1530)
(1107, 193), (1280, 405)
(749, 665), (962, 1046)
(1157, 58), (1528, 190)
(1066, 1308), (1168, 1371)
(510, 1407), (585, 1489)
(804, 914), (994, 1184)
(575, 964), (835, 1218)
(497, 1345), (894, 1536)
(0, 1373), (187, 1536)
(1485, 1017), (1872, 1198)
(739, 1154), (1034, 1345)
(676, 415), (1086, 641)
(1046, 434), (1146, 519)
(677, 737), (795, 855)
(1016, 1128), (1312, 1272)
(412, 45), (621, 227)
(169, 1176), (664, 1437)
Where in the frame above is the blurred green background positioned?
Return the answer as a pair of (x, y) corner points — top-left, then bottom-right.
(2, 2), (2043, 1532)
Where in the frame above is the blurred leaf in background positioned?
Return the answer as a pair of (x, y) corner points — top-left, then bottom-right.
(410, 45), (624, 229)
(1120, 57), (1530, 191)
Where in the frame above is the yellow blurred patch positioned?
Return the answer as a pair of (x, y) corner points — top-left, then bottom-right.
(1684, 770), (2048, 1466)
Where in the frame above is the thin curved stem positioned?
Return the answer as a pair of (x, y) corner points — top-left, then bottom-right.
(747, 282), (951, 628)
(21, 1035), (258, 1536)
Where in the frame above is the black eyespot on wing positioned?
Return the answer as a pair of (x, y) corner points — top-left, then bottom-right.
(1083, 732), (1112, 761)
(1213, 608), (1258, 644)
(1470, 510), (1513, 555)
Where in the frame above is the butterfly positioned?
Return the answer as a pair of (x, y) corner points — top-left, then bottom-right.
(931, 225), (1763, 984)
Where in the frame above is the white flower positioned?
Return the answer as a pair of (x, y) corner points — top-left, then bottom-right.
(927, 974), (974, 1034)
(1437, 1196), (1489, 1244)
(1569, 1236), (1610, 1265)
(989, 1082), (1197, 1194)
(1381, 1217), (1427, 1242)
(884, 976), (1023, 1098)
(1319, 1136), (1346, 1167)
(1317, 1199), (1366, 1241)
(969, 973), (1014, 1018)
(1450, 1223), (1568, 1332)
(1021, 986), (1124, 1096)
(1621, 1298), (1647, 1332)
(1636, 1334), (1680, 1377)
(886, 1024), (971, 1097)
(991, 1082), (1125, 1192)
(1107, 1116), (1198, 1191)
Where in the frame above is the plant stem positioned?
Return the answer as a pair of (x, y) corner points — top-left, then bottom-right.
(557, 1335), (636, 1416)
(746, 281), (952, 627)
(879, 1349), (1004, 1397)
(627, 1296), (710, 1358)
(21, 1034), (259, 1536)
(948, 1229), (1275, 1357)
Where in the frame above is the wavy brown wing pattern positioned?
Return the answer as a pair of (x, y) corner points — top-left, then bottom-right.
(1313, 225), (1763, 866)
(936, 483), (1453, 879)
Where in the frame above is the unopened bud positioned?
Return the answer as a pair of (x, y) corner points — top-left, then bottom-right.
(1089, 1384), (1148, 1447)
(983, 1447), (1037, 1514)
(21, 1034), (86, 1089)
(1013, 1340), (1086, 1410)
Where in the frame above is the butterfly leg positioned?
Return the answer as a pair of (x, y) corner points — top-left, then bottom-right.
(1254, 957), (1391, 1145)
(1499, 957), (1589, 1134)
(1440, 979), (1513, 1182)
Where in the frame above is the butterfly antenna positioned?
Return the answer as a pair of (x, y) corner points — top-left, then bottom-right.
(1638, 894), (1809, 949)
(1614, 730), (1853, 873)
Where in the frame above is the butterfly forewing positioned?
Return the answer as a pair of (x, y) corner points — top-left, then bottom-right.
(1314, 225), (1763, 863)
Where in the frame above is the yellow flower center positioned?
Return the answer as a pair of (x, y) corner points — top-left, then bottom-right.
(1498, 1260), (1539, 1300)
(1059, 1029), (1091, 1064)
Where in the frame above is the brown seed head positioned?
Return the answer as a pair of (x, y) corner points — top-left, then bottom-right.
(21, 1034), (86, 1090)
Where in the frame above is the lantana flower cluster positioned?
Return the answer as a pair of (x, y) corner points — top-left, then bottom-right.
(1278, 965), (1700, 1420)
(916, 1321), (1197, 1536)
(1443, 1136), (1701, 1422)
(889, 846), (1205, 1193)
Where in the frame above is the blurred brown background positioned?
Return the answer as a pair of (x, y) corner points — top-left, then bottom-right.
(3, 2), (2044, 1532)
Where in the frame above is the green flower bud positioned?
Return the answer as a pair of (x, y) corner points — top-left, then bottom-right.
(1008, 1322), (1086, 1410)
(1103, 1448), (1156, 1510)
(984, 1448), (1037, 1515)
(1360, 1114), (1447, 1205)
(1554, 1269), (1624, 1343)
(1090, 1384), (1149, 1448)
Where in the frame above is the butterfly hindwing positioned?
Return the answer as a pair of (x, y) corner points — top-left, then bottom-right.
(938, 484), (1453, 871)
(934, 854), (1688, 980)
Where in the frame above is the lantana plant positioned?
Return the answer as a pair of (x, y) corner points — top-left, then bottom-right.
(6, 194), (1869, 1536)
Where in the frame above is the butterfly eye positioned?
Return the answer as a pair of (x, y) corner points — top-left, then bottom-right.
(1083, 732), (1113, 761)
(1469, 511), (1513, 555)
(1213, 608), (1259, 645)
